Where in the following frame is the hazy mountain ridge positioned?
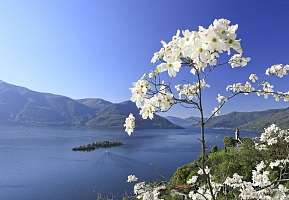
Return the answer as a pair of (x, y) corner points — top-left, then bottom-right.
(87, 101), (179, 129)
(166, 116), (201, 128)
(168, 108), (289, 131)
(0, 81), (178, 129)
(2, 80), (288, 131)
(0, 81), (94, 126)
(204, 108), (289, 131)
(77, 98), (113, 113)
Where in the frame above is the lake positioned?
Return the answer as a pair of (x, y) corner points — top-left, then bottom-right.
(0, 126), (257, 200)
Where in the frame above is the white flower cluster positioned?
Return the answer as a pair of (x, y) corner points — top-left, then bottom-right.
(224, 160), (288, 200)
(197, 166), (210, 175)
(255, 124), (289, 150)
(213, 80), (258, 116)
(211, 94), (227, 116)
(124, 76), (175, 135)
(229, 54), (251, 68)
(151, 18), (248, 78)
(133, 181), (166, 200)
(175, 79), (209, 100)
(130, 77), (150, 108)
(269, 159), (289, 169)
(224, 173), (244, 188)
(124, 113), (135, 136)
(187, 166), (222, 200)
(226, 82), (254, 94)
(188, 186), (213, 200)
(216, 94), (227, 103)
(252, 161), (271, 188)
(127, 174), (138, 183)
(226, 73), (289, 102)
(128, 175), (166, 200)
(138, 88), (174, 121)
(249, 73), (258, 83)
(266, 64), (289, 78)
(254, 81), (289, 101)
(187, 176), (198, 185)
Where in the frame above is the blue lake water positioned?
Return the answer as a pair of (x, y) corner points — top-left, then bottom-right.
(0, 126), (257, 200)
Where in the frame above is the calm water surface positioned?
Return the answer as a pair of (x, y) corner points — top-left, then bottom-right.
(0, 126), (257, 200)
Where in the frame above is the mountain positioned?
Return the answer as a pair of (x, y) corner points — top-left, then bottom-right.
(168, 107), (289, 131)
(86, 101), (180, 129)
(0, 80), (178, 129)
(77, 98), (112, 113)
(0, 81), (95, 126)
(166, 116), (201, 128)
(177, 108), (289, 131)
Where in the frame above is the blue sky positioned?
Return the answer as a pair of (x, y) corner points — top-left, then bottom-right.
(0, 0), (289, 117)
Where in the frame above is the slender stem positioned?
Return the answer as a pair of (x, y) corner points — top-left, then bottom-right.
(196, 69), (216, 200)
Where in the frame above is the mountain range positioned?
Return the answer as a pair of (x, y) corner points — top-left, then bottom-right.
(1, 80), (289, 131)
(166, 107), (289, 131)
(0, 81), (178, 129)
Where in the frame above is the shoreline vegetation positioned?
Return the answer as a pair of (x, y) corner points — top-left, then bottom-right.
(72, 140), (123, 152)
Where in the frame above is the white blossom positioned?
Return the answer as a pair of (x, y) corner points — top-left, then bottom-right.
(266, 64), (289, 78)
(150, 18), (247, 78)
(262, 81), (274, 94)
(229, 54), (251, 68)
(140, 100), (156, 120)
(256, 161), (266, 172)
(187, 176), (198, 185)
(224, 173), (243, 188)
(151, 90), (174, 112)
(130, 77), (150, 108)
(197, 166), (210, 175)
(124, 113), (135, 136)
(252, 169), (271, 188)
(134, 181), (165, 200)
(176, 79), (209, 100)
(273, 185), (289, 200)
(156, 58), (182, 77)
(255, 124), (289, 150)
(249, 73), (258, 83)
(127, 174), (138, 183)
(226, 81), (254, 94)
(216, 94), (227, 103)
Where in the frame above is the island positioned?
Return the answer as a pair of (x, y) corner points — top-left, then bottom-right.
(72, 141), (123, 152)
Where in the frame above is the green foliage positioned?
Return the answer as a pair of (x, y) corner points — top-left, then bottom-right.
(210, 145), (218, 153)
(159, 191), (185, 200)
(208, 148), (239, 182)
(169, 137), (259, 188)
(262, 139), (289, 162)
(164, 135), (289, 199)
(169, 163), (196, 188)
(223, 136), (238, 148)
(240, 137), (254, 146)
(209, 138), (259, 182)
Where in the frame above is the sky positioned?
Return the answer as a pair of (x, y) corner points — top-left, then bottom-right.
(0, 0), (289, 117)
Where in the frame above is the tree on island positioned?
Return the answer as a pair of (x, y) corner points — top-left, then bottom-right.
(124, 19), (289, 199)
